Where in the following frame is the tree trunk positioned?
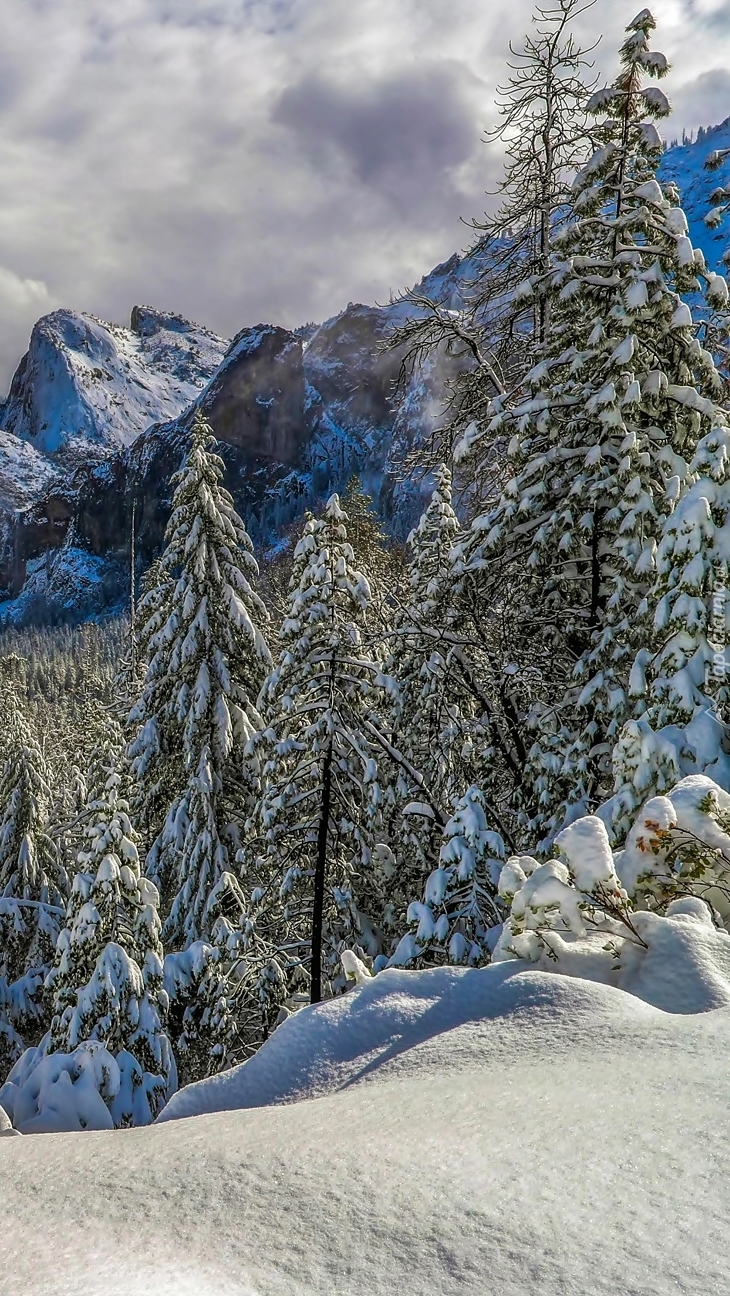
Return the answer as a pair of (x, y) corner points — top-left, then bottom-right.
(590, 510), (604, 629)
(310, 737), (333, 1004)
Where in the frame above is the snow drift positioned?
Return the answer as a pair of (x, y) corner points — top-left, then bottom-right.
(2, 960), (730, 1295)
(159, 899), (730, 1125)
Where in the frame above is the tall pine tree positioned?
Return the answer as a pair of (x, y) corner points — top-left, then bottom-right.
(129, 412), (272, 947)
(247, 495), (394, 1006)
(456, 8), (729, 845)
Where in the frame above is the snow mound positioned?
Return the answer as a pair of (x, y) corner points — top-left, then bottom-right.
(0, 1103), (19, 1136)
(159, 900), (730, 1125)
(3, 963), (730, 1294)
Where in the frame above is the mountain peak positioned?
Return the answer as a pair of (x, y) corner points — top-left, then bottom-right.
(0, 306), (229, 460)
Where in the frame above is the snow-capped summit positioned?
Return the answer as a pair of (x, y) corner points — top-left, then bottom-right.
(0, 306), (229, 460)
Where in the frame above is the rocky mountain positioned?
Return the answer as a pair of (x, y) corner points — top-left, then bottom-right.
(0, 125), (726, 626)
(0, 247), (481, 623)
(0, 306), (228, 462)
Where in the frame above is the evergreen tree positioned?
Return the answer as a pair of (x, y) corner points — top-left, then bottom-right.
(341, 476), (400, 624)
(457, 8), (729, 845)
(51, 715), (128, 882)
(128, 556), (176, 852)
(247, 495), (394, 1006)
(391, 787), (505, 968)
(382, 467), (474, 924)
(163, 871), (245, 1086)
(0, 705), (67, 1080)
(607, 423), (730, 835)
(45, 755), (174, 1126)
(128, 412), (272, 947)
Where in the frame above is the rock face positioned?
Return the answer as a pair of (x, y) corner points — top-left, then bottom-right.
(0, 306), (231, 604)
(72, 322), (313, 571)
(305, 303), (402, 431)
(0, 307), (228, 458)
(205, 325), (308, 463)
(0, 489), (74, 599)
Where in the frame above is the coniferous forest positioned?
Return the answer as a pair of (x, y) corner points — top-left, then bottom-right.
(5, 8), (730, 1285)
(3, 1), (730, 1126)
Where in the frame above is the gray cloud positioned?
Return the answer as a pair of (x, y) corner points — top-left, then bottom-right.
(273, 61), (481, 212)
(668, 68), (730, 134)
(0, 0), (726, 390)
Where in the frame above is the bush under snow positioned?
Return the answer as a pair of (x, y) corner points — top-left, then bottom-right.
(494, 774), (730, 996)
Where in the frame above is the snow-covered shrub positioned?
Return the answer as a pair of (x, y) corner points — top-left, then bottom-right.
(494, 776), (730, 985)
(493, 814), (640, 969)
(614, 775), (730, 921)
(0, 1038), (160, 1134)
(391, 787), (505, 967)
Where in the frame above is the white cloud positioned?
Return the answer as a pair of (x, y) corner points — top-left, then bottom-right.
(0, 269), (57, 388)
(0, 0), (726, 389)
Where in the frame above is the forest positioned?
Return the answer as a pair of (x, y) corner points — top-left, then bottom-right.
(4, 1), (730, 1133)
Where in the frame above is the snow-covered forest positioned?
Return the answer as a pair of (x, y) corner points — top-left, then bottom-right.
(5, 4), (730, 1289)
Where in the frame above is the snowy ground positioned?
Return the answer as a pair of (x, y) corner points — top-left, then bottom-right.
(2, 960), (729, 1295)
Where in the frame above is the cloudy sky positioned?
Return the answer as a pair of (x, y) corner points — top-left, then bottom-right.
(0, 0), (728, 387)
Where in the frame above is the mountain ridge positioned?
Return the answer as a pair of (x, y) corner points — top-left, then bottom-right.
(0, 125), (727, 624)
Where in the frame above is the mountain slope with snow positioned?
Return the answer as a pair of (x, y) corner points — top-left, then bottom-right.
(0, 305), (229, 460)
(0, 432), (59, 511)
(661, 118), (730, 272)
(2, 962), (730, 1295)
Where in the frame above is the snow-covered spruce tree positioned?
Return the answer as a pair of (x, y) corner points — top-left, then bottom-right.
(42, 754), (174, 1126)
(606, 422), (730, 836)
(387, 0), (597, 473)
(456, 9), (730, 847)
(128, 411), (272, 947)
(0, 704), (67, 1082)
(382, 467), (476, 920)
(340, 476), (398, 621)
(127, 556), (176, 853)
(390, 787), (505, 968)
(163, 871), (246, 1085)
(51, 714), (128, 883)
(247, 495), (396, 1006)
